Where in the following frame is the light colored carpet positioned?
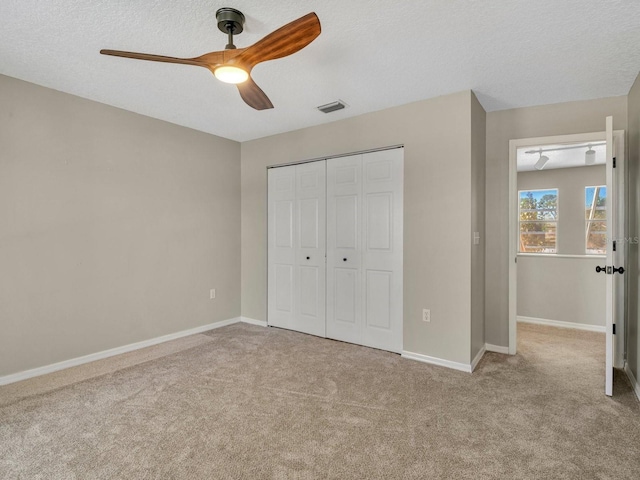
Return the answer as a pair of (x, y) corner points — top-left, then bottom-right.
(1, 322), (639, 479)
(0, 334), (214, 408)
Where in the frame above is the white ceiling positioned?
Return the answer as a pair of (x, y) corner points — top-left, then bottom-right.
(517, 143), (606, 172)
(1, 0), (640, 142)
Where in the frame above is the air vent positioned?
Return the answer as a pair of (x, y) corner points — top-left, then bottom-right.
(317, 100), (347, 113)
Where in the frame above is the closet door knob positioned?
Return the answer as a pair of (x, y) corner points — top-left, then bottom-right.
(306, 256), (310, 260)
(343, 258), (347, 261)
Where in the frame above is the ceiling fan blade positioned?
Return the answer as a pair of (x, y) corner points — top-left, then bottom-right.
(234, 12), (321, 69)
(237, 76), (274, 110)
(100, 49), (220, 67)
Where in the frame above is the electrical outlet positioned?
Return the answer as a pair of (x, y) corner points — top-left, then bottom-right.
(210, 289), (216, 299)
(422, 308), (430, 323)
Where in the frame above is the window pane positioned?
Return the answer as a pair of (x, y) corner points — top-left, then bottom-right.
(586, 220), (607, 254)
(519, 189), (558, 253)
(520, 190), (557, 213)
(585, 186), (607, 254)
(520, 223), (557, 253)
(585, 186), (606, 220)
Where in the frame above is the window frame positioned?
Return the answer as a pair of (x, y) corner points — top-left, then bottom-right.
(518, 187), (559, 254)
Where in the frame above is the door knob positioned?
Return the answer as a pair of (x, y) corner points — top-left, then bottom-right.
(595, 265), (625, 274)
(306, 256), (310, 260)
(343, 258), (347, 262)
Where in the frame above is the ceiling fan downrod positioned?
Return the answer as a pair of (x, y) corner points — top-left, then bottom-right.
(226, 24), (236, 49)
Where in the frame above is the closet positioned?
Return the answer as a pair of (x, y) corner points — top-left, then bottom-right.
(267, 148), (403, 353)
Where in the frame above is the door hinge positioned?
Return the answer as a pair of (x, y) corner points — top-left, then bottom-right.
(613, 157), (616, 168)
(613, 324), (616, 335)
(613, 241), (617, 252)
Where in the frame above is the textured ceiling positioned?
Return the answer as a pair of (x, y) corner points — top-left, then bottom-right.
(1, 0), (640, 142)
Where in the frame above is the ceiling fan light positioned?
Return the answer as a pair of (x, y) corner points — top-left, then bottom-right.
(534, 154), (549, 170)
(585, 148), (596, 165)
(214, 65), (249, 84)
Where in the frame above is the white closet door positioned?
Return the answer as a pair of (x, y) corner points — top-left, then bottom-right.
(326, 155), (363, 344)
(268, 162), (326, 336)
(362, 149), (403, 352)
(295, 161), (326, 337)
(268, 166), (296, 330)
(327, 148), (404, 353)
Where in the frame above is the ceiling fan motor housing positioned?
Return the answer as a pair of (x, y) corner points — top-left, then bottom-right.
(216, 8), (245, 34)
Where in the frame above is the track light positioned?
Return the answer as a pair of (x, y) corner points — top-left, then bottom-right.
(534, 153), (549, 170)
(525, 142), (605, 170)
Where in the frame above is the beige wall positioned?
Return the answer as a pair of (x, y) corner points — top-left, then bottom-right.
(517, 256), (605, 327)
(242, 91), (482, 365)
(0, 75), (241, 376)
(471, 94), (486, 360)
(628, 73), (640, 381)
(485, 97), (628, 347)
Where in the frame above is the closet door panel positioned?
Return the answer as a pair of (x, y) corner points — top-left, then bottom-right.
(299, 198), (320, 248)
(268, 167), (297, 330)
(294, 162), (326, 337)
(335, 195), (358, 249)
(334, 268), (357, 324)
(274, 265), (293, 313)
(299, 266), (319, 316)
(274, 201), (293, 248)
(365, 270), (392, 329)
(326, 155), (363, 344)
(362, 149), (404, 353)
(366, 193), (393, 251)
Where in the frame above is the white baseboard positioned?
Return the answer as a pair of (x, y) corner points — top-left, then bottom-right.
(240, 317), (268, 327)
(402, 351), (472, 373)
(517, 316), (606, 333)
(471, 345), (486, 372)
(485, 343), (510, 354)
(0, 317), (241, 386)
(624, 362), (640, 401)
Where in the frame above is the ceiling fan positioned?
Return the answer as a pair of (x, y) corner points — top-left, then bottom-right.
(100, 8), (321, 110)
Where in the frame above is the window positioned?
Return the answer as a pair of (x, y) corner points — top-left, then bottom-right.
(519, 189), (558, 253)
(585, 186), (607, 254)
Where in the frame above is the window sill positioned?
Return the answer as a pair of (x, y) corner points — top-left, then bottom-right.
(517, 253), (606, 259)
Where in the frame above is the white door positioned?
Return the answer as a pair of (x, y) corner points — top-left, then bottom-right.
(361, 149), (404, 352)
(268, 162), (326, 337)
(268, 166), (296, 331)
(295, 162), (326, 337)
(604, 116), (618, 396)
(326, 149), (404, 353)
(326, 155), (363, 344)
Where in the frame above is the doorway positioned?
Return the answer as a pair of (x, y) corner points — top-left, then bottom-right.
(508, 129), (626, 391)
